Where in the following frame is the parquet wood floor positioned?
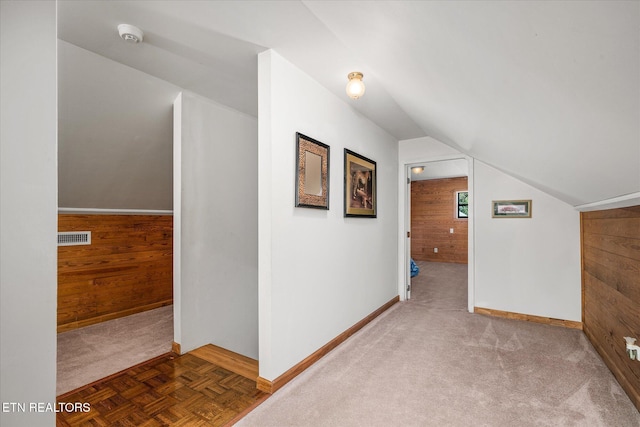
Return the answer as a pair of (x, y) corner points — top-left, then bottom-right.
(56, 352), (268, 426)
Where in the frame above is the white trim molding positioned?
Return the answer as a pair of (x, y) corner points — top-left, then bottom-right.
(398, 154), (475, 312)
(574, 192), (640, 212)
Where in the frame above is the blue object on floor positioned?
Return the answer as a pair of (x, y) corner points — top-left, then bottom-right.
(410, 258), (419, 277)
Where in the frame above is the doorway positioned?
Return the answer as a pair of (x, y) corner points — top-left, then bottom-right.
(401, 156), (474, 312)
(56, 38), (176, 395)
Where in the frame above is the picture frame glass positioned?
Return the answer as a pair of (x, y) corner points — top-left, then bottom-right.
(344, 149), (376, 217)
(492, 200), (532, 218)
(295, 133), (330, 209)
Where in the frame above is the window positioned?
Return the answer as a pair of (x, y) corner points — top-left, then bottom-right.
(456, 191), (468, 218)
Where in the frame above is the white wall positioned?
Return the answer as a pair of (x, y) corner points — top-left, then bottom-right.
(474, 161), (581, 321)
(0, 2), (58, 426)
(174, 91), (259, 358)
(258, 50), (399, 381)
(399, 136), (463, 164)
(398, 137), (581, 321)
(58, 40), (178, 211)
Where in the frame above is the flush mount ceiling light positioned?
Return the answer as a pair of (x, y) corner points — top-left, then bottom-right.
(118, 24), (144, 44)
(412, 166), (424, 174)
(346, 72), (365, 99)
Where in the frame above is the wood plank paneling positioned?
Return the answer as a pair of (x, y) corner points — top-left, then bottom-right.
(582, 206), (640, 411)
(411, 177), (468, 263)
(58, 214), (173, 332)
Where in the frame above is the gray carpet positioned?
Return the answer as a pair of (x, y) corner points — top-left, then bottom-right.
(239, 261), (640, 426)
(56, 305), (173, 395)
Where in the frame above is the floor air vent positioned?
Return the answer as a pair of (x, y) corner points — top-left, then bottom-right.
(58, 231), (91, 246)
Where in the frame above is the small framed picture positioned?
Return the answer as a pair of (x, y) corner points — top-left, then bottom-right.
(295, 133), (330, 209)
(344, 149), (376, 218)
(492, 200), (532, 218)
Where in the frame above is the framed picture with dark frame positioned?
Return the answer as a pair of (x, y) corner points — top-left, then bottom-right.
(295, 132), (330, 209)
(492, 200), (532, 218)
(344, 149), (376, 217)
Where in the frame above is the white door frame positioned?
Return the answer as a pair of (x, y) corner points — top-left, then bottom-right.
(398, 155), (474, 313)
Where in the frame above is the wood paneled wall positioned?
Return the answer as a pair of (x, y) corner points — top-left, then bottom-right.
(58, 214), (173, 332)
(582, 206), (640, 411)
(411, 177), (468, 263)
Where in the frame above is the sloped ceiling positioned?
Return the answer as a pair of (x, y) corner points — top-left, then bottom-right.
(57, 1), (639, 210)
(58, 40), (178, 210)
(411, 159), (468, 182)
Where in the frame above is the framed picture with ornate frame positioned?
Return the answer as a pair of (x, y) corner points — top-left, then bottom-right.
(295, 132), (330, 209)
(492, 200), (532, 218)
(344, 149), (376, 218)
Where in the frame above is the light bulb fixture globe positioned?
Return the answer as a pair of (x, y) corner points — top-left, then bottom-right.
(346, 72), (365, 99)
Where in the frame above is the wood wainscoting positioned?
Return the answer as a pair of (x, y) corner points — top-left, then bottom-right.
(411, 177), (468, 263)
(581, 206), (640, 411)
(58, 214), (173, 332)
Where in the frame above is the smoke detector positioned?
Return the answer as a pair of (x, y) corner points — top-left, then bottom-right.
(118, 24), (144, 44)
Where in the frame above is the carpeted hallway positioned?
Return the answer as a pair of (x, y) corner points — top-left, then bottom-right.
(238, 261), (640, 426)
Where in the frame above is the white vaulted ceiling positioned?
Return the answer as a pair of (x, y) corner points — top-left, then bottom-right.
(57, 1), (639, 209)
